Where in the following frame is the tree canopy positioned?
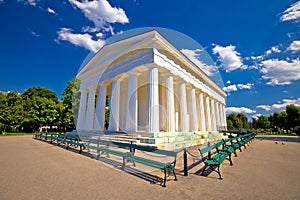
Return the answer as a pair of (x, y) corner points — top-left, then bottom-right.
(0, 79), (80, 133)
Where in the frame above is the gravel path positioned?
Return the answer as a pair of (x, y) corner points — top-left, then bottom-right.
(0, 135), (299, 200)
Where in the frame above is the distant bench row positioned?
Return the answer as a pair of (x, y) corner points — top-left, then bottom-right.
(34, 132), (177, 187)
(199, 133), (256, 179)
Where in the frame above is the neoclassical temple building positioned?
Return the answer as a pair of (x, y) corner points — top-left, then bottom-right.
(76, 30), (227, 148)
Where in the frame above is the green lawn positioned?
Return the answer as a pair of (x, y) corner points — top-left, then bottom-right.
(0, 132), (34, 136)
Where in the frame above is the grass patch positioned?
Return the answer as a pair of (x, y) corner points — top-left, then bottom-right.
(0, 132), (34, 136)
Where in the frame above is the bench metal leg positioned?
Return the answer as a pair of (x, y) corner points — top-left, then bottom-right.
(79, 145), (82, 154)
(162, 168), (167, 187)
(228, 154), (233, 166)
(173, 168), (177, 181)
(96, 150), (100, 160)
(122, 156), (125, 170)
(217, 165), (222, 180)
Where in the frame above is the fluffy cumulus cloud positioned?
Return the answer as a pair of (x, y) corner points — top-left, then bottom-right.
(212, 45), (246, 72)
(223, 83), (253, 93)
(226, 107), (256, 114)
(280, 1), (300, 22)
(57, 28), (106, 52)
(260, 59), (300, 85)
(288, 40), (300, 52)
(257, 98), (300, 111)
(181, 49), (218, 76)
(69, 0), (129, 33)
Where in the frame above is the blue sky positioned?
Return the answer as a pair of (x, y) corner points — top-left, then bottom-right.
(0, 0), (300, 120)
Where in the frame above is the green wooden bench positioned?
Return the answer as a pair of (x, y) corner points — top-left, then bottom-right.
(199, 140), (233, 180)
(81, 137), (177, 187)
(124, 144), (177, 187)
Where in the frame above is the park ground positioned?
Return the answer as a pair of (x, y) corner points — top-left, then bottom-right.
(0, 135), (300, 200)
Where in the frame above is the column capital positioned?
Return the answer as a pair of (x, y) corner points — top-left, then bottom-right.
(147, 63), (159, 70)
(127, 69), (142, 76)
(88, 84), (97, 91)
(80, 88), (88, 93)
(113, 73), (127, 81)
(99, 81), (110, 87)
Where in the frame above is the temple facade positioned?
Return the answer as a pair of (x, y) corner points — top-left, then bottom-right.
(76, 30), (227, 136)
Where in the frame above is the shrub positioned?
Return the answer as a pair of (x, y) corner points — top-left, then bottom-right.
(294, 126), (300, 136)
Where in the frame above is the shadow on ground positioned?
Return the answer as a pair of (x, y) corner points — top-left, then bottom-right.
(256, 136), (300, 143)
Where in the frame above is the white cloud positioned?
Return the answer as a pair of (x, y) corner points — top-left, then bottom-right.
(226, 107), (256, 114)
(260, 59), (300, 85)
(237, 83), (253, 90)
(0, 0), (4, 4)
(17, 0), (39, 6)
(47, 7), (56, 15)
(251, 113), (262, 119)
(223, 85), (237, 93)
(280, 1), (300, 22)
(212, 44), (246, 72)
(31, 31), (39, 37)
(68, 0), (129, 33)
(256, 105), (271, 111)
(257, 98), (300, 111)
(265, 46), (281, 55)
(226, 80), (231, 84)
(288, 40), (300, 52)
(57, 28), (105, 52)
(250, 55), (263, 61)
(181, 49), (218, 76)
(223, 83), (253, 93)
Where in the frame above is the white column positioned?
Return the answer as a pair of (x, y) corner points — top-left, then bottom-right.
(189, 88), (198, 132)
(210, 98), (217, 131)
(126, 72), (138, 133)
(85, 85), (97, 130)
(94, 83), (107, 131)
(147, 66), (159, 133)
(198, 91), (206, 131)
(222, 104), (227, 127)
(108, 79), (120, 131)
(179, 81), (188, 132)
(77, 89), (88, 130)
(205, 95), (212, 131)
(165, 75), (175, 132)
(215, 101), (220, 131)
(218, 102), (224, 129)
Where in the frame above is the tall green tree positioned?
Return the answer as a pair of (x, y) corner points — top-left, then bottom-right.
(256, 115), (271, 129)
(60, 78), (80, 131)
(21, 87), (59, 132)
(286, 104), (300, 129)
(237, 113), (249, 129)
(0, 91), (23, 133)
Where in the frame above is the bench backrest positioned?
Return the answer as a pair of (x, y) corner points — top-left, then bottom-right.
(199, 140), (224, 160)
(81, 137), (177, 158)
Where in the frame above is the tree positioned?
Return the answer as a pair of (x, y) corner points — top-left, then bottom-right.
(278, 111), (288, 130)
(226, 113), (249, 130)
(60, 78), (80, 131)
(286, 104), (300, 129)
(237, 113), (249, 129)
(256, 116), (270, 129)
(22, 86), (58, 102)
(21, 87), (59, 132)
(0, 91), (23, 133)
